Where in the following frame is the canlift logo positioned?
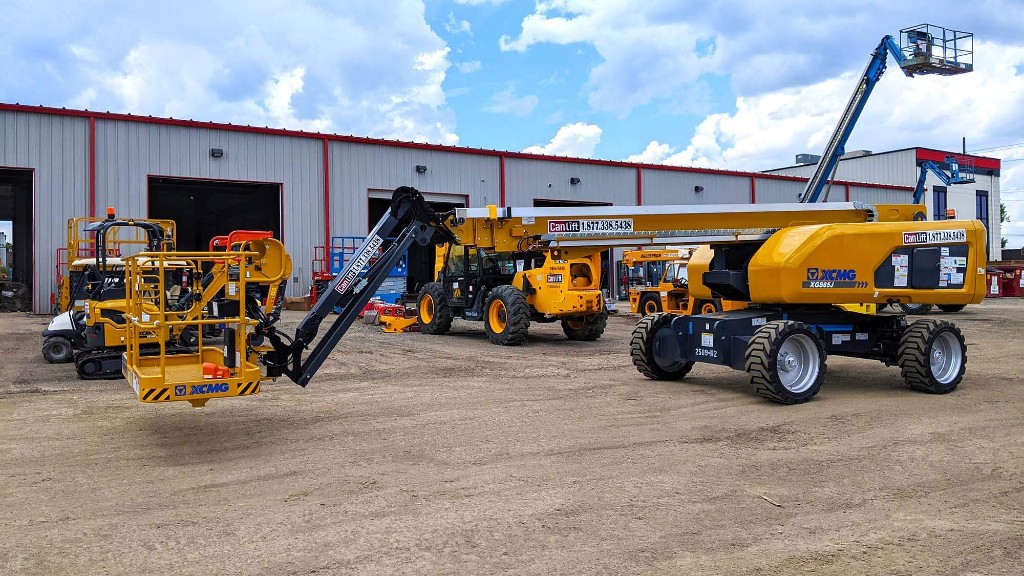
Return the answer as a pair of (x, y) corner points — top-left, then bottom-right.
(175, 383), (230, 396)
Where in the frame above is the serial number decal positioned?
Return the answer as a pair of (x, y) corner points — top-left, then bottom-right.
(694, 348), (718, 358)
(903, 229), (966, 245)
(547, 218), (634, 234)
(336, 235), (383, 294)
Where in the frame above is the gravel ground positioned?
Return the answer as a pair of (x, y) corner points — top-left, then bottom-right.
(2, 300), (1022, 575)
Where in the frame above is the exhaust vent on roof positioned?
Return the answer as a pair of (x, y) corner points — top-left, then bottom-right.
(795, 153), (821, 165)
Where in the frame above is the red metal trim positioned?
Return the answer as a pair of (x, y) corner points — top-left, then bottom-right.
(845, 183), (851, 202)
(749, 175), (756, 203)
(916, 147), (1001, 171)
(323, 138), (331, 250)
(636, 167), (643, 205)
(499, 155), (506, 205)
(0, 103), (921, 189)
(88, 116), (96, 217)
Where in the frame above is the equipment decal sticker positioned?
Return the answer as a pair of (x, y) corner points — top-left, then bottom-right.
(336, 235), (383, 293)
(903, 229), (966, 245)
(548, 218), (633, 234)
(803, 268), (867, 289)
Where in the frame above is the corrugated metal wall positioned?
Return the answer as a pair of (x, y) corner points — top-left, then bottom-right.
(504, 157), (636, 206)
(753, 178), (804, 204)
(94, 120), (323, 297)
(330, 141), (500, 235)
(767, 149), (919, 184)
(0, 111), (88, 312)
(642, 170), (750, 205)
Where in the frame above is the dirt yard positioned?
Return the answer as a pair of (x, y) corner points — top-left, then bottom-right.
(2, 301), (1021, 575)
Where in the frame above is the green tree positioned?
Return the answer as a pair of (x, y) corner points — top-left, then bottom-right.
(1001, 203), (1010, 249)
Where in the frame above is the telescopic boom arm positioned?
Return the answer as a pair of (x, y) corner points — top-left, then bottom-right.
(262, 186), (456, 387)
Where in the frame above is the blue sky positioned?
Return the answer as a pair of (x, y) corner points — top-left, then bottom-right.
(2, 0), (1024, 246)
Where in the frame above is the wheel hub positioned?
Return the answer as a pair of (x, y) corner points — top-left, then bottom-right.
(931, 348), (944, 365)
(780, 352), (798, 372)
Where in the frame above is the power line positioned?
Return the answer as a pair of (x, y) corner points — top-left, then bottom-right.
(969, 142), (1024, 154)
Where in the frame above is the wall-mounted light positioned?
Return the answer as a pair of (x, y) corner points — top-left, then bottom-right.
(569, 177), (581, 185)
(210, 148), (224, 158)
(694, 185), (704, 193)
(415, 164), (428, 174)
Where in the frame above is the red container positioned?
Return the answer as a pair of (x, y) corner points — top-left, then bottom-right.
(986, 271), (1003, 298)
(997, 266), (1024, 297)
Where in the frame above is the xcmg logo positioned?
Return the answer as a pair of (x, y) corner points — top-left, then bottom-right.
(175, 383), (230, 396)
(807, 268), (858, 281)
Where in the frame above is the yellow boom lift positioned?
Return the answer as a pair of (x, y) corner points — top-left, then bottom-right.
(121, 187), (984, 406)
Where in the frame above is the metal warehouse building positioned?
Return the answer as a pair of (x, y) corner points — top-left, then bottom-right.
(0, 103), (999, 313)
(767, 148), (1001, 254)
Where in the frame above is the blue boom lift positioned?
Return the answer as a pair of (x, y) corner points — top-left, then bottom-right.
(913, 155), (976, 205)
(799, 24), (974, 204)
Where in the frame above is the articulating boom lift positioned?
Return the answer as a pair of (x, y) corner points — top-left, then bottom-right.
(800, 25), (973, 203)
(123, 187), (985, 407)
(913, 156), (976, 204)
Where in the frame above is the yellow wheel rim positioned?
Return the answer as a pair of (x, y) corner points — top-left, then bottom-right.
(565, 317), (585, 330)
(701, 301), (717, 314)
(643, 299), (659, 315)
(420, 294), (435, 323)
(488, 299), (508, 333)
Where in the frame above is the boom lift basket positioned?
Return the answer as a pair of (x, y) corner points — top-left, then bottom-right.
(122, 252), (266, 408)
(899, 24), (973, 76)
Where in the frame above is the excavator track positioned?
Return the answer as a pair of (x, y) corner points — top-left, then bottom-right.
(75, 349), (127, 380)
(75, 345), (192, 380)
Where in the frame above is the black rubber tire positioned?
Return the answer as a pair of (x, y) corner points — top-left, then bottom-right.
(899, 303), (934, 315)
(562, 309), (608, 341)
(417, 282), (453, 335)
(898, 319), (966, 394)
(42, 337), (74, 364)
(937, 304), (966, 313)
(483, 285), (530, 345)
(630, 313), (694, 380)
(638, 292), (662, 316)
(745, 321), (826, 405)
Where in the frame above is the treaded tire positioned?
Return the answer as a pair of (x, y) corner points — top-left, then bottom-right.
(899, 303), (934, 315)
(483, 285), (530, 345)
(417, 282), (453, 335)
(937, 304), (966, 313)
(898, 319), (966, 394)
(42, 337), (74, 364)
(639, 293), (662, 316)
(745, 321), (826, 405)
(562, 309), (608, 341)
(630, 313), (693, 380)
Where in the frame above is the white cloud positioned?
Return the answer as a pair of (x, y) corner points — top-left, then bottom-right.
(3, 1), (459, 145)
(625, 140), (673, 164)
(523, 122), (602, 157)
(456, 60), (482, 74)
(484, 86), (538, 117)
(445, 12), (472, 36)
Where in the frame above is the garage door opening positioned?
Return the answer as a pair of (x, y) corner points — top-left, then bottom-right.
(368, 192), (465, 294)
(148, 177), (282, 251)
(533, 198), (615, 293)
(0, 168), (33, 311)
